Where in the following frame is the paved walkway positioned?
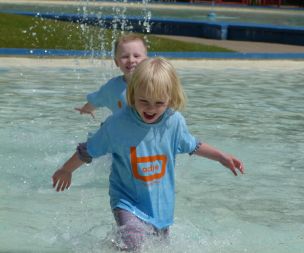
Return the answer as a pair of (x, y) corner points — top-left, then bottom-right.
(157, 35), (304, 53)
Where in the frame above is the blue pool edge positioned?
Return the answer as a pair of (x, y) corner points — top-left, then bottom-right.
(1, 48), (304, 59)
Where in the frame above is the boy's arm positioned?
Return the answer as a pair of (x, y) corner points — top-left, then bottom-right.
(52, 152), (85, 192)
(194, 143), (244, 176)
(75, 102), (96, 118)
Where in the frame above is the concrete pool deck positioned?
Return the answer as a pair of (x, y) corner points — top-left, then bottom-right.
(157, 35), (304, 53)
(1, 57), (304, 69)
(1, 0), (304, 54)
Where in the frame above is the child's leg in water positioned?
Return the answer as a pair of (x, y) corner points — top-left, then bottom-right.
(113, 208), (169, 251)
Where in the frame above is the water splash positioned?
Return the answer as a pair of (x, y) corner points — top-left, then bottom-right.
(207, 0), (217, 21)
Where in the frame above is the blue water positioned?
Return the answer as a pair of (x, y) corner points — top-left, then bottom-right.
(1, 58), (304, 252)
(1, 2), (304, 27)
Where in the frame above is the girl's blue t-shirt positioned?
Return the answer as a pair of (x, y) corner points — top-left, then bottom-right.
(87, 75), (126, 113)
(87, 107), (197, 229)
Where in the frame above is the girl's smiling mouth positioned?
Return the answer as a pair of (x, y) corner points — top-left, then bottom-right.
(143, 112), (156, 121)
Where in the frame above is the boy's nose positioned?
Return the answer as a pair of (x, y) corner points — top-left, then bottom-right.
(128, 55), (138, 63)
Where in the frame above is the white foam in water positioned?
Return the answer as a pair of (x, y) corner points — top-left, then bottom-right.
(1, 58), (304, 252)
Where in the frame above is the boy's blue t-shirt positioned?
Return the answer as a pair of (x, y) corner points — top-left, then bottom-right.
(87, 106), (197, 229)
(87, 75), (126, 113)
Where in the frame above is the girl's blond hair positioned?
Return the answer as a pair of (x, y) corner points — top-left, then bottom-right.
(126, 57), (186, 111)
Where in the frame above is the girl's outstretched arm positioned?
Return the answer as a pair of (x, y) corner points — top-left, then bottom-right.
(52, 152), (85, 192)
(194, 143), (244, 176)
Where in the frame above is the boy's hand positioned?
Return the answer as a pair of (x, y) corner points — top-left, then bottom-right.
(219, 154), (244, 176)
(52, 168), (72, 192)
(75, 102), (96, 119)
(75, 107), (95, 119)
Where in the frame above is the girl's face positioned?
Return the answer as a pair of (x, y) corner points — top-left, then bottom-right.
(114, 40), (147, 80)
(134, 87), (169, 124)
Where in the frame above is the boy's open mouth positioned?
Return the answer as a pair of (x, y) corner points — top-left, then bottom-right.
(127, 65), (136, 71)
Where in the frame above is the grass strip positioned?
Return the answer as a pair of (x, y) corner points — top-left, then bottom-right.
(0, 13), (234, 52)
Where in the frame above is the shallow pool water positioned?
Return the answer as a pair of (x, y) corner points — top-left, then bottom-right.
(1, 58), (304, 252)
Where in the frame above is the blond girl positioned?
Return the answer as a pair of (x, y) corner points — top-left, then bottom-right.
(53, 57), (244, 251)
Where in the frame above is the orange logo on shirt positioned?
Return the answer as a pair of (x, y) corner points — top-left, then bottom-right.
(130, 147), (167, 182)
(117, 100), (122, 108)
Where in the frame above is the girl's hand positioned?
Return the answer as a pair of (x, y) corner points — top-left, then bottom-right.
(52, 168), (72, 192)
(52, 152), (85, 192)
(219, 154), (244, 176)
(195, 143), (244, 176)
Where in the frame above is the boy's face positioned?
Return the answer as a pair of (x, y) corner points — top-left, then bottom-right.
(134, 87), (169, 124)
(114, 40), (147, 79)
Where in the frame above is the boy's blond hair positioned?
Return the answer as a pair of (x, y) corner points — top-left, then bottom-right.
(114, 33), (148, 58)
(127, 57), (186, 111)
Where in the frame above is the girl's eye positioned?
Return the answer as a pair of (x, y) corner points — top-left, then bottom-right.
(140, 100), (148, 104)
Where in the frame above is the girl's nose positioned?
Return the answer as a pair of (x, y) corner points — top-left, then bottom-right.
(145, 103), (154, 111)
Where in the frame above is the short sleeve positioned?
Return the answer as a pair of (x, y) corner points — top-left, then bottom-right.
(86, 76), (126, 113)
(86, 121), (112, 158)
(176, 114), (197, 154)
(87, 83), (110, 108)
